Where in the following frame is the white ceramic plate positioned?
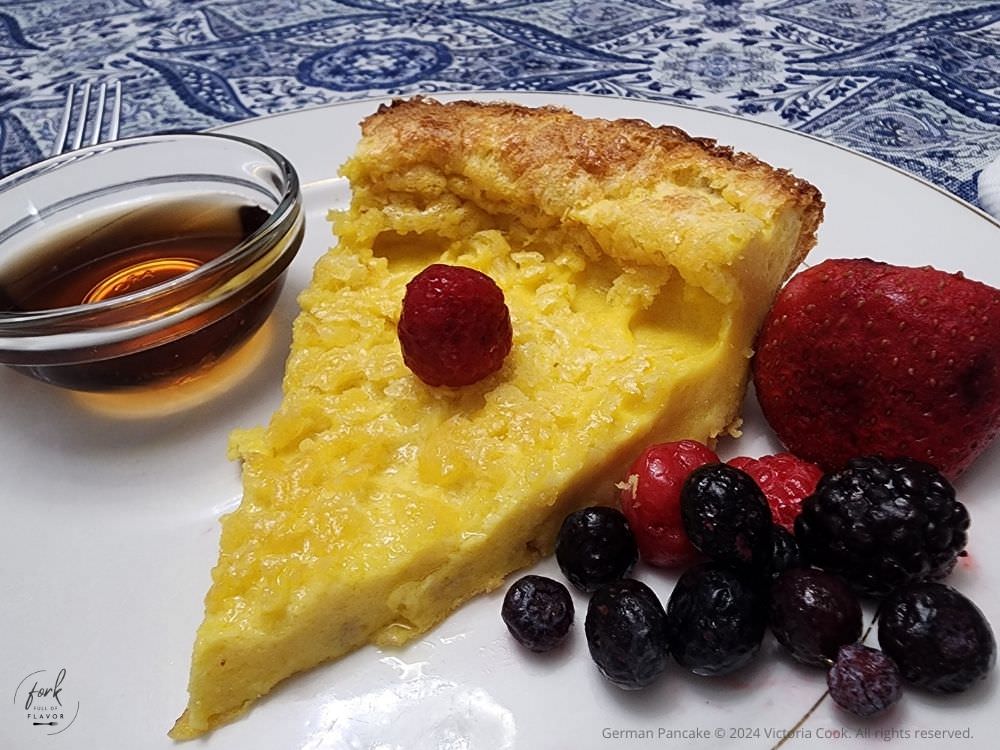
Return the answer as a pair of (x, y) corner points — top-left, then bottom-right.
(1, 93), (997, 750)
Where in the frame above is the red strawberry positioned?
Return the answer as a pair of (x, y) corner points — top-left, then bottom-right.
(618, 440), (718, 567)
(398, 264), (512, 387)
(727, 453), (822, 533)
(753, 258), (1000, 479)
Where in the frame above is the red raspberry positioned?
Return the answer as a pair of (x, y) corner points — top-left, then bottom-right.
(726, 453), (821, 533)
(618, 440), (718, 568)
(398, 264), (513, 387)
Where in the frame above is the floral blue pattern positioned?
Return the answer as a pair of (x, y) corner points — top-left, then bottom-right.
(1, 0), (997, 208)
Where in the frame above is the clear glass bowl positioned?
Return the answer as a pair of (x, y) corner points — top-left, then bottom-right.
(0, 133), (303, 391)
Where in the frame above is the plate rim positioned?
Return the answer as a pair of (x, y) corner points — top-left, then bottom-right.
(4, 88), (997, 750)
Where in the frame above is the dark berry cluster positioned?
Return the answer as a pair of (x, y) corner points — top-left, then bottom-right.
(500, 453), (993, 720)
(795, 457), (969, 597)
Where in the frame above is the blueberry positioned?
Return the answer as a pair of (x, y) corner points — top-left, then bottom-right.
(681, 464), (773, 569)
(585, 579), (669, 689)
(556, 506), (637, 592)
(501, 575), (574, 652)
(666, 562), (768, 676)
(827, 644), (903, 718)
(770, 567), (862, 666)
(767, 524), (801, 580)
(878, 582), (996, 693)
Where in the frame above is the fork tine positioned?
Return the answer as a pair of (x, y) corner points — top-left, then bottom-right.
(89, 82), (108, 147)
(107, 80), (122, 141)
(70, 82), (92, 152)
(52, 82), (75, 156)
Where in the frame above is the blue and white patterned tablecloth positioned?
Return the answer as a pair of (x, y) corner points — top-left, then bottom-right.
(1, 0), (998, 211)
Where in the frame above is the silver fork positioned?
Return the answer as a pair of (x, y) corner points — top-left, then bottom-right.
(52, 80), (123, 156)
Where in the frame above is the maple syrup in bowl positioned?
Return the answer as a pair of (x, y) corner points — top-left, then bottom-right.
(0, 133), (303, 391)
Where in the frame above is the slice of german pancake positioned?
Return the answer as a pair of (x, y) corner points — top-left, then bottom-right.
(171, 98), (823, 739)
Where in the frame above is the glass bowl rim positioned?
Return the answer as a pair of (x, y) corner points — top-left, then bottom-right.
(0, 132), (302, 333)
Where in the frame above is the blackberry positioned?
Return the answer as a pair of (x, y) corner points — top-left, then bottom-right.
(585, 579), (670, 689)
(770, 567), (862, 666)
(556, 507), (637, 592)
(501, 575), (574, 652)
(795, 457), (969, 597)
(666, 562), (768, 676)
(827, 645), (903, 717)
(680, 464), (773, 569)
(878, 582), (996, 693)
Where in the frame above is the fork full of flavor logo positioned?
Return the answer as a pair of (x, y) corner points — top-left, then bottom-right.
(14, 667), (79, 735)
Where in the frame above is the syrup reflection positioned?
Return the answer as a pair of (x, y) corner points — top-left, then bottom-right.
(301, 659), (516, 750)
(69, 319), (275, 418)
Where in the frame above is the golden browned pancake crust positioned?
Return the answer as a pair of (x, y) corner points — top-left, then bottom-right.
(360, 97), (823, 278)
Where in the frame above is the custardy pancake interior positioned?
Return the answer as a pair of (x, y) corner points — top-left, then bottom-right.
(171, 98), (823, 739)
